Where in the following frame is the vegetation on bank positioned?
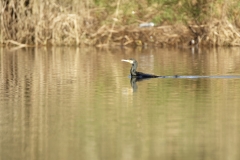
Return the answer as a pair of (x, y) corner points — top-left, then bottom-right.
(1, 0), (240, 47)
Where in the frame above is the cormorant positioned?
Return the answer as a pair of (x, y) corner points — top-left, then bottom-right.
(121, 58), (161, 78)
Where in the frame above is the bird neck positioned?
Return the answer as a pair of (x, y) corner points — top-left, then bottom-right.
(130, 63), (137, 76)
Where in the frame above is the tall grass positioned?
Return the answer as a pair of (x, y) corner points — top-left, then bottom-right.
(0, 0), (95, 46)
(0, 0), (240, 46)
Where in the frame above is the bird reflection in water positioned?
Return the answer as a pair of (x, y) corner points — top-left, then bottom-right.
(130, 77), (153, 92)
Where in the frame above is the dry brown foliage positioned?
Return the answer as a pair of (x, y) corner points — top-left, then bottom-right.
(1, 0), (97, 46)
(1, 0), (240, 47)
(189, 19), (240, 46)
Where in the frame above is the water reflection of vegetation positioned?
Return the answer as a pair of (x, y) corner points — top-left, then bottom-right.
(1, 47), (240, 160)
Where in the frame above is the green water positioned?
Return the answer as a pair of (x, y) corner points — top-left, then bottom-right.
(0, 47), (240, 160)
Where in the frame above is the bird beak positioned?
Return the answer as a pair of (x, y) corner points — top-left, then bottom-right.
(121, 59), (134, 64)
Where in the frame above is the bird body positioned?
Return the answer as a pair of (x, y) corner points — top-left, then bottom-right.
(121, 59), (160, 78)
(132, 71), (159, 78)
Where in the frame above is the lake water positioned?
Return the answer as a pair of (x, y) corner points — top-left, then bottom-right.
(1, 47), (240, 160)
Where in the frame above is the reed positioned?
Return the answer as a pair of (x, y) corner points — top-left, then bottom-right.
(0, 0), (240, 47)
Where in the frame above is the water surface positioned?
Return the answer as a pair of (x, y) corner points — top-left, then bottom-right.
(1, 47), (240, 160)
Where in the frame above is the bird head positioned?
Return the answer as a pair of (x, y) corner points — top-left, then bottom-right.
(121, 59), (136, 64)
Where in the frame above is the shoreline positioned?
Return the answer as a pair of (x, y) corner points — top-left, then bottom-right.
(2, 20), (240, 48)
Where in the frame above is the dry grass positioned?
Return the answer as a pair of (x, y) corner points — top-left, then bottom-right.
(189, 19), (240, 46)
(1, 0), (97, 46)
(1, 0), (240, 47)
